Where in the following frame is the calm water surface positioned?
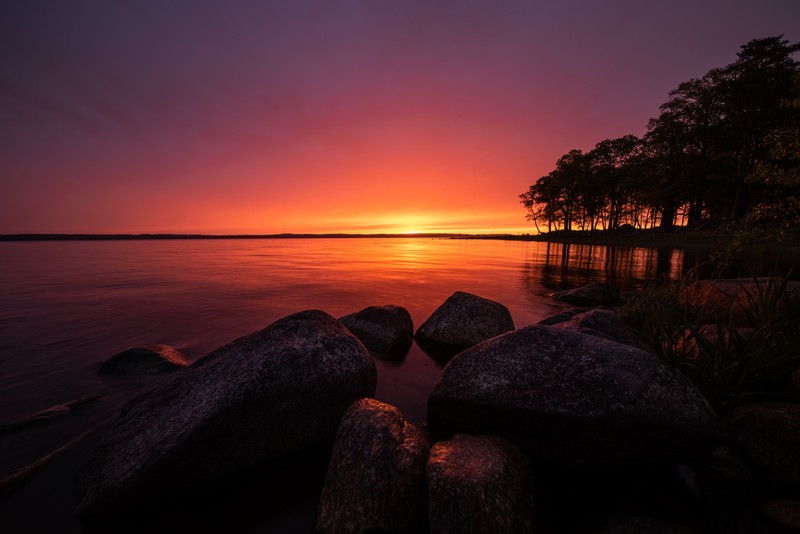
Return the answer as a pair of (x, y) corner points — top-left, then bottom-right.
(0, 237), (767, 532)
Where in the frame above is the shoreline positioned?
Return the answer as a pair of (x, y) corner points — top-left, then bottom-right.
(2, 227), (799, 257)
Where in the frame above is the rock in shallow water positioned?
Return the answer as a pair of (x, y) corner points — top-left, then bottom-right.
(427, 434), (535, 534)
(315, 398), (428, 533)
(339, 305), (413, 358)
(75, 310), (376, 518)
(428, 326), (717, 466)
(552, 283), (620, 307)
(415, 291), (514, 361)
(99, 344), (188, 374)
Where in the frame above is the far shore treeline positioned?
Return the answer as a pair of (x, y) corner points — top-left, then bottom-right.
(520, 36), (800, 234)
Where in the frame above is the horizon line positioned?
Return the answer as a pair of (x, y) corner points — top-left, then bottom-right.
(0, 232), (532, 242)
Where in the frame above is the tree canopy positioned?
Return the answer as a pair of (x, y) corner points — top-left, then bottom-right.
(521, 36), (800, 232)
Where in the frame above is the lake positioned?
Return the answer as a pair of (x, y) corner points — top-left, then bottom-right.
(0, 237), (790, 532)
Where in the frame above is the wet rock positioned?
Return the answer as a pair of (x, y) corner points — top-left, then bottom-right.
(600, 514), (698, 534)
(550, 308), (652, 352)
(99, 344), (188, 374)
(760, 500), (800, 532)
(427, 434), (535, 534)
(428, 326), (717, 467)
(315, 398), (428, 533)
(339, 305), (413, 358)
(723, 402), (800, 489)
(552, 283), (620, 307)
(75, 310), (376, 518)
(415, 291), (514, 361)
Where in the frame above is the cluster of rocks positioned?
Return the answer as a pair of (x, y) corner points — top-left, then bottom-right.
(74, 281), (800, 533)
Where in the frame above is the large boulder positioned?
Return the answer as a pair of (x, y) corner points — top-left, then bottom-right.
(723, 402), (800, 490)
(75, 310), (376, 518)
(427, 434), (535, 534)
(339, 305), (413, 358)
(428, 326), (717, 466)
(552, 283), (620, 307)
(99, 344), (188, 374)
(315, 398), (428, 533)
(415, 292), (514, 361)
(549, 308), (653, 352)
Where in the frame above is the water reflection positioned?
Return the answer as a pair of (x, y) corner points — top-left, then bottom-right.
(522, 242), (687, 295)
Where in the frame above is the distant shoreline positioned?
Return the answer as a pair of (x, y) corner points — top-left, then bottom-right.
(0, 233), (466, 241)
(2, 228), (798, 256)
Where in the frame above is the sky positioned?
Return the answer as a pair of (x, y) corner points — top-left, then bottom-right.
(2, 1), (799, 235)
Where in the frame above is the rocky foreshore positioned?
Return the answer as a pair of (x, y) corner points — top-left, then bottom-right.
(68, 282), (800, 533)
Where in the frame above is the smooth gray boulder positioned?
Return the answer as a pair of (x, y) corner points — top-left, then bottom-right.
(415, 291), (514, 360)
(99, 344), (188, 374)
(428, 326), (717, 466)
(550, 308), (653, 352)
(339, 305), (413, 357)
(315, 398), (428, 533)
(75, 310), (376, 518)
(427, 434), (535, 534)
(552, 283), (620, 307)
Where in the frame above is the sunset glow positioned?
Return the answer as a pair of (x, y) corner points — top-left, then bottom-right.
(1, 2), (798, 235)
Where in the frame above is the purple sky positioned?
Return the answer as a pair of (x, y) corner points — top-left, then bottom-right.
(2, 1), (799, 234)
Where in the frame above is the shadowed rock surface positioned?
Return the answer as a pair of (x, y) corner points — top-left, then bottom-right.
(339, 305), (413, 358)
(415, 291), (514, 361)
(723, 402), (800, 490)
(428, 326), (717, 466)
(427, 434), (535, 534)
(99, 344), (188, 374)
(315, 398), (428, 533)
(549, 308), (652, 352)
(75, 310), (376, 518)
(536, 307), (592, 326)
(760, 500), (800, 532)
(600, 514), (699, 533)
(552, 283), (620, 307)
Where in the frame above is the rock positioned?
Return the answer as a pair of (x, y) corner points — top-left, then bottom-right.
(99, 344), (188, 374)
(723, 402), (800, 489)
(315, 398), (428, 533)
(601, 514), (698, 534)
(683, 278), (800, 327)
(415, 291), (514, 361)
(550, 308), (653, 352)
(339, 305), (413, 358)
(428, 326), (717, 466)
(680, 446), (766, 506)
(760, 500), (800, 532)
(427, 434), (535, 534)
(75, 310), (376, 518)
(552, 283), (620, 307)
(537, 307), (592, 326)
